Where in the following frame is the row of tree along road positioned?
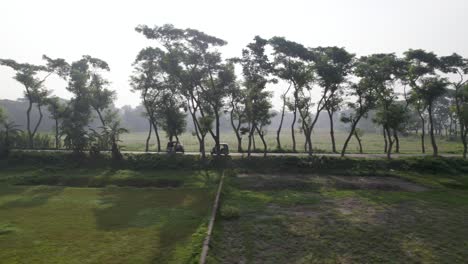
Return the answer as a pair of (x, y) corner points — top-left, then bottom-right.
(1, 24), (468, 159)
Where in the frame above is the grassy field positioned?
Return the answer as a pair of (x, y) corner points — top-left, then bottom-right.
(0, 167), (220, 264)
(209, 171), (468, 263)
(2, 155), (468, 263)
(120, 130), (464, 154)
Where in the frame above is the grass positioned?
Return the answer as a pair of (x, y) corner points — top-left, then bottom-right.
(0, 166), (220, 264)
(2, 154), (468, 263)
(120, 130), (465, 154)
(208, 172), (468, 263)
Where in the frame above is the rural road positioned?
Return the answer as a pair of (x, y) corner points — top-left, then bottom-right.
(13, 149), (463, 158)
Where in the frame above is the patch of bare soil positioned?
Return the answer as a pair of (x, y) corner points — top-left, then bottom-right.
(236, 173), (427, 192)
(328, 176), (427, 192)
(265, 204), (320, 218)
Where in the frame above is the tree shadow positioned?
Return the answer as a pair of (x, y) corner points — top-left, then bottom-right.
(92, 187), (213, 262)
(0, 186), (64, 209)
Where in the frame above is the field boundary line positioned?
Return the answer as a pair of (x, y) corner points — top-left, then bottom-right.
(199, 170), (225, 264)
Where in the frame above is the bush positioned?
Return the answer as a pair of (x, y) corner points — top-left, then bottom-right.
(220, 205), (240, 220)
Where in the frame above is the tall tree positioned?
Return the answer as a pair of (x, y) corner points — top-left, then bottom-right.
(340, 80), (377, 156)
(46, 96), (65, 149)
(130, 47), (165, 152)
(404, 49), (440, 154)
(325, 94), (343, 153)
(414, 77), (448, 156)
(136, 24), (232, 156)
(269, 37), (313, 152)
(440, 53), (468, 158)
(227, 83), (246, 152)
(236, 36), (275, 157)
(61, 56), (109, 154)
(354, 54), (404, 155)
(312, 46), (354, 153)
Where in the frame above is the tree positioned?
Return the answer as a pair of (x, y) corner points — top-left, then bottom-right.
(46, 96), (65, 149)
(354, 54), (404, 155)
(61, 56), (108, 154)
(155, 89), (187, 142)
(130, 47), (166, 152)
(136, 24), (233, 157)
(269, 37), (313, 152)
(236, 36), (275, 157)
(102, 121), (129, 161)
(415, 77), (448, 156)
(312, 46), (354, 153)
(440, 53), (468, 158)
(325, 93), (343, 153)
(88, 74), (115, 127)
(373, 103), (409, 158)
(340, 80), (377, 156)
(404, 49), (440, 154)
(227, 83), (246, 152)
(0, 56), (68, 148)
(0, 121), (22, 157)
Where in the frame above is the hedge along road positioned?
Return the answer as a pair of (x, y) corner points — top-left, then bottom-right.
(12, 149), (463, 158)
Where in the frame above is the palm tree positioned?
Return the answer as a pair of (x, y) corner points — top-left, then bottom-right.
(101, 121), (129, 161)
(1, 121), (22, 157)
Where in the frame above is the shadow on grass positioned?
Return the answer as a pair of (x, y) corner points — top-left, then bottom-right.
(0, 186), (64, 209)
(92, 187), (213, 262)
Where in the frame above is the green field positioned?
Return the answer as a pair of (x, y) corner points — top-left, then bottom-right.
(209, 171), (468, 263)
(2, 155), (468, 263)
(120, 130), (464, 154)
(0, 167), (220, 264)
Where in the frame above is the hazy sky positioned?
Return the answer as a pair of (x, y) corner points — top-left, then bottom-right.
(1, 0), (467, 108)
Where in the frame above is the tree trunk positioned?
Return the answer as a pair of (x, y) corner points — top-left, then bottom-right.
(291, 92), (298, 152)
(26, 100), (33, 148)
(247, 124), (255, 157)
(256, 127), (268, 157)
(96, 109), (106, 127)
(327, 109), (337, 153)
(276, 102), (286, 150)
(419, 114), (426, 154)
(306, 129), (313, 156)
(354, 130), (363, 154)
(428, 104), (438, 157)
(230, 107), (243, 152)
(341, 115), (362, 157)
(55, 118), (60, 149)
(393, 130), (400, 153)
(151, 120), (161, 152)
(214, 111), (220, 156)
(200, 136), (206, 159)
(145, 119), (152, 152)
(386, 127), (393, 159)
(383, 128), (388, 153)
(32, 104), (44, 148)
(276, 85), (291, 151)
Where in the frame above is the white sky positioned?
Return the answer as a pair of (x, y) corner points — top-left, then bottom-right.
(1, 0), (467, 108)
